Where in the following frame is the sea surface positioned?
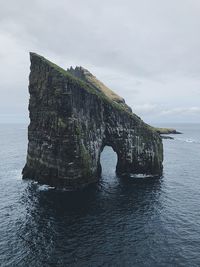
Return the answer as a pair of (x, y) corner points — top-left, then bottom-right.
(0, 123), (200, 267)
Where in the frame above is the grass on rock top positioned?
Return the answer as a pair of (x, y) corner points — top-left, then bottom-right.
(30, 52), (137, 117)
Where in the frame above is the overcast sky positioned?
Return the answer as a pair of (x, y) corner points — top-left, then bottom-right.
(1, 0), (200, 124)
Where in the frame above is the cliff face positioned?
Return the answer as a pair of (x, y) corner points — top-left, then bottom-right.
(22, 53), (163, 189)
(67, 66), (132, 112)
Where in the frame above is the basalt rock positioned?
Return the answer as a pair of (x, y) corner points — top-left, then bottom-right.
(22, 53), (163, 189)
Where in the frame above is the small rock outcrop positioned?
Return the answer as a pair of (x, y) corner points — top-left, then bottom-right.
(155, 128), (182, 135)
(22, 53), (163, 189)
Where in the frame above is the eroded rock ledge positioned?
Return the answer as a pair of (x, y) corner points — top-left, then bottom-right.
(22, 53), (163, 189)
(155, 128), (182, 135)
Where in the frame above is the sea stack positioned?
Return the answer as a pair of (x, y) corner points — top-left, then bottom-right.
(22, 53), (163, 189)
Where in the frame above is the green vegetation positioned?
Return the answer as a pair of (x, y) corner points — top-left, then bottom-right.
(30, 52), (136, 117)
(82, 68), (124, 102)
(80, 143), (92, 177)
(74, 124), (82, 136)
(31, 53), (166, 133)
(154, 127), (181, 134)
(58, 117), (66, 129)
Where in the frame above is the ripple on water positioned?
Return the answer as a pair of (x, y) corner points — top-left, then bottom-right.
(0, 124), (200, 266)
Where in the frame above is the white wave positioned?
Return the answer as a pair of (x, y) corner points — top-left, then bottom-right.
(175, 137), (200, 144)
(185, 139), (194, 143)
(37, 184), (55, 191)
(130, 174), (154, 179)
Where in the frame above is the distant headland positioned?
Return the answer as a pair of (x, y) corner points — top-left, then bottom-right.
(155, 128), (182, 135)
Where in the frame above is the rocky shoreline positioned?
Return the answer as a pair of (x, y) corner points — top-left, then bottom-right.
(154, 127), (183, 140)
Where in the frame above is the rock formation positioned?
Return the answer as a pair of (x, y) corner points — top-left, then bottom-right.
(22, 53), (163, 189)
(155, 128), (182, 135)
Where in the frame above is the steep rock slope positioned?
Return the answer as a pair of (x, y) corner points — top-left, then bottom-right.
(22, 53), (163, 188)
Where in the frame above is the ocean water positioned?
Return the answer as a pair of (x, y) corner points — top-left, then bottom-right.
(0, 123), (200, 267)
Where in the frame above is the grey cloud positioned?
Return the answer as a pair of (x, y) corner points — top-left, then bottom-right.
(133, 104), (200, 124)
(1, 0), (200, 76)
(0, 0), (200, 123)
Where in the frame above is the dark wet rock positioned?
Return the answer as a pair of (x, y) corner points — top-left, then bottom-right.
(22, 53), (163, 189)
(161, 135), (174, 140)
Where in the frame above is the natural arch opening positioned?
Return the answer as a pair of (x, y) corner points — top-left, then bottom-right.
(100, 146), (118, 178)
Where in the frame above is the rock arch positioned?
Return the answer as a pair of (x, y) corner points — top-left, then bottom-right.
(22, 53), (163, 189)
